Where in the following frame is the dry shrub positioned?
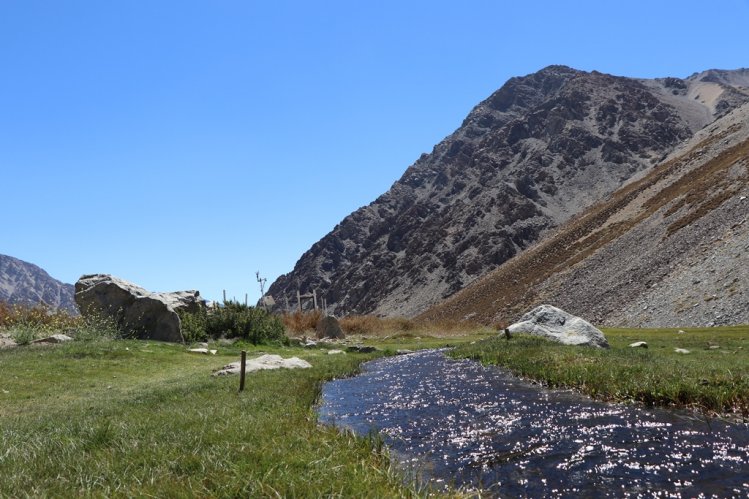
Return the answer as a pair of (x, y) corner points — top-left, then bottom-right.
(0, 302), (79, 331)
(339, 315), (385, 335)
(281, 310), (322, 334)
(414, 318), (485, 335)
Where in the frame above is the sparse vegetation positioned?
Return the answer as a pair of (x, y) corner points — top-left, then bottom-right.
(0, 302), (121, 343)
(451, 326), (749, 417)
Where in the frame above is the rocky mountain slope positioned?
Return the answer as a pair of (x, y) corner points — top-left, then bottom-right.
(0, 254), (77, 314)
(267, 66), (749, 317)
(421, 101), (749, 327)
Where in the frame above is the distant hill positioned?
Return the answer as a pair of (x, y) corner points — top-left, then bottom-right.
(267, 66), (749, 317)
(420, 101), (749, 327)
(0, 254), (77, 314)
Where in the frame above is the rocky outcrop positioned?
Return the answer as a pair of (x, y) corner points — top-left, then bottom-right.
(0, 254), (76, 314)
(421, 101), (749, 328)
(507, 305), (609, 348)
(316, 315), (345, 339)
(74, 274), (204, 343)
(267, 66), (749, 318)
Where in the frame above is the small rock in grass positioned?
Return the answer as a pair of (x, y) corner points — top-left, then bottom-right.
(677, 330), (686, 334)
(327, 349), (345, 355)
(0, 335), (18, 349)
(347, 345), (377, 353)
(32, 334), (74, 344)
(188, 348), (217, 355)
(396, 349), (414, 355)
(629, 341), (648, 348)
(674, 348), (691, 354)
(708, 345), (720, 350)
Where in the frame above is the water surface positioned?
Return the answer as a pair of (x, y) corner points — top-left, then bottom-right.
(319, 350), (749, 497)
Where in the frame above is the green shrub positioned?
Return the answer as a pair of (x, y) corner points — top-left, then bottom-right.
(180, 301), (286, 345)
(178, 308), (209, 343)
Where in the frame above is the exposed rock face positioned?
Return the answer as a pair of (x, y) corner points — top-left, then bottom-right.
(74, 274), (204, 343)
(0, 254), (76, 314)
(421, 100), (749, 328)
(267, 66), (749, 318)
(316, 315), (345, 339)
(508, 305), (609, 348)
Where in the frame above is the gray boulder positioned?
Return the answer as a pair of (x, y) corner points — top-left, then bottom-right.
(508, 304), (609, 348)
(316, 315), (345, 340)
(75, 274), (204, 343)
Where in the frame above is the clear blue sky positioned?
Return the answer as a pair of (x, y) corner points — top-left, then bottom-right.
(2, 0), (747, 304)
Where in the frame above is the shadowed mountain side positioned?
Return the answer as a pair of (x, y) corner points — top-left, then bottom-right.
(267, 66), (749, 317)
(419, 103), (749, 327)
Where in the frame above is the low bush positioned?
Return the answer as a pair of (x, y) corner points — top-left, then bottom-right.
(180, 301), (286, 345)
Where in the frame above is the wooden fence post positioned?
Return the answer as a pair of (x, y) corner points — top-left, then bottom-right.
(239, 350), (247, 392)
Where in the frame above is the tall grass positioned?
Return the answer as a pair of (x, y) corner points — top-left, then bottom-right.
(280, 310), (486, 337)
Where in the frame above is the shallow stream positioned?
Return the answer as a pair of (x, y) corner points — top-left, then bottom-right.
(318, 349), (749, 497)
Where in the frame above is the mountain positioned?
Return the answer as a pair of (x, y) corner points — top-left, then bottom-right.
(420, 101), (749, 327)
(267, 66), (749, 317)
(0, 254), (77, 314)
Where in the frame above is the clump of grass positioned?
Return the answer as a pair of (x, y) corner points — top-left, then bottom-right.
(451, 326), (749, 417)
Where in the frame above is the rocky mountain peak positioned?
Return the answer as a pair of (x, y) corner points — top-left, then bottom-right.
(266, 66), (749, 318)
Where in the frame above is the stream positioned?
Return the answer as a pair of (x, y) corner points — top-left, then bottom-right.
(318, 349), (749, 497)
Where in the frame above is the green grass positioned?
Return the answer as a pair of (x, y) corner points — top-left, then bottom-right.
(451, 326), (749, 418)
(0, 337), (468, 497)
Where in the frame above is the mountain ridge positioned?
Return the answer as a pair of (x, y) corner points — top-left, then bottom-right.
(267, 65), (749, 318)
(0, 254), (77, 314)
(420, 101), (749, 327)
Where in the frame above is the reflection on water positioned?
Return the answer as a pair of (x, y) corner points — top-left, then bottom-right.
(319, 350), (749, 497)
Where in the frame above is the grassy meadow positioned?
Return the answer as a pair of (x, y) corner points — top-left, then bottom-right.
(452, 325), (749, 418)
(0, 322), (487, 497)
(3, 300), (749, 496)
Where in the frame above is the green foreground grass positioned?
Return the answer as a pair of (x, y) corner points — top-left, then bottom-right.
(452, 326), (749, 418)
(0, 334), (486, 497)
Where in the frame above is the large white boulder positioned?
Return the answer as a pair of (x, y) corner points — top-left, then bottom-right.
(75, 274), (204, 343)
(508, 304), (609, 348)
(213, 354), (312, 376)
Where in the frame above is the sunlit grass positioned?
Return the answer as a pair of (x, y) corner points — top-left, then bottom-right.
(0, 338), (443, 497)
(452, 326), (749, 417)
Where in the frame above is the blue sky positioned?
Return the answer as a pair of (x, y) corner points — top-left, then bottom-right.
(2, 0), (747, 304)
